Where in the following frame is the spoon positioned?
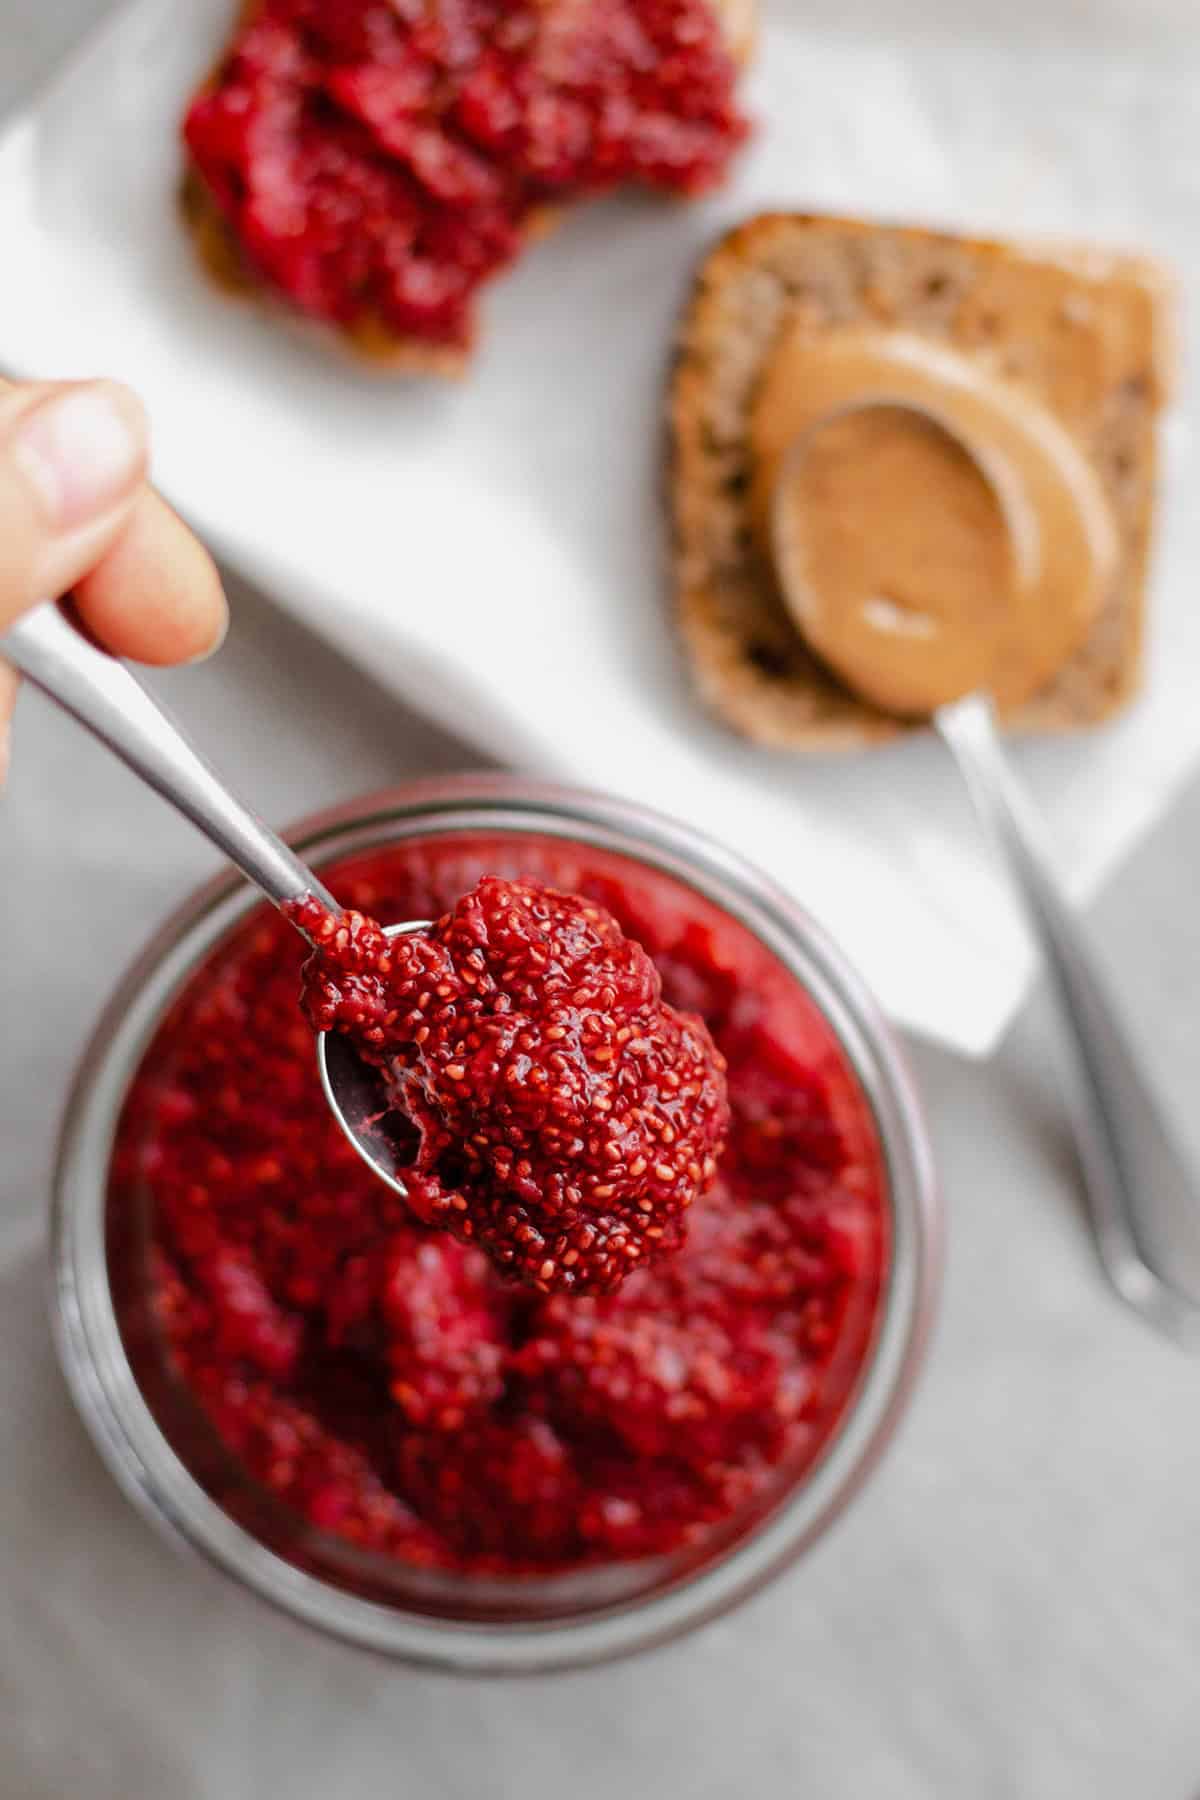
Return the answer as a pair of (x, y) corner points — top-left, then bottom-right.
(771, 403), (1200, 1350)
(0, 599), (423, 1194)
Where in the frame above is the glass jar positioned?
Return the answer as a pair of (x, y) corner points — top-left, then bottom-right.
(51, 775), (940, 1673)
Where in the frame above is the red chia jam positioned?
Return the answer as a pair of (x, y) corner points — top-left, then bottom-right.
(109, 836), (888, 1574)
(182, 0), (750, 348)
(289, 878), (729, 1296)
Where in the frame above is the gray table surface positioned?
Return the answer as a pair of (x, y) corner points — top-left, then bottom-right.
(3, 6), (1200, 1798)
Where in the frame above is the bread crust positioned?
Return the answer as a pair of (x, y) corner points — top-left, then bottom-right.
(669, 212), (1174, 747)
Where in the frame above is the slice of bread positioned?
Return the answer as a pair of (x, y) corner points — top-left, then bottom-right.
(182, 0), (754, 377)
(669, 213), (1174, 747)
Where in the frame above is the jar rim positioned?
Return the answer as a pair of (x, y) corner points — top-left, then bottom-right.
(51, 774), (941, 1673)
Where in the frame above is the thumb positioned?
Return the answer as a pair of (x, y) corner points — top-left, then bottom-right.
(0, 380), (149, 633)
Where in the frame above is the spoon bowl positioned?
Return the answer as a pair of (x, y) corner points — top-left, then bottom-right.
(315, 918), (431, 1198)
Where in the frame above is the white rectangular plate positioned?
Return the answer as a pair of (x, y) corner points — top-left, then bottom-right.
(2, 0), (1198, 1053)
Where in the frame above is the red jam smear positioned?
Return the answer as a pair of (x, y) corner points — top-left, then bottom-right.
(109, 836), (888, 1574)
(290, 878), (729, 1294)
(183, 0), (749, 347)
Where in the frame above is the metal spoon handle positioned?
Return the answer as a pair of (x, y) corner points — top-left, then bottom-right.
(937, 691), (1200, 1346)
(2, 602), (336, 917)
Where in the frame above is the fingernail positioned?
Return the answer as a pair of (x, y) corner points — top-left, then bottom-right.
(14, 384), (145, 530)
(185, 604), (230, 665)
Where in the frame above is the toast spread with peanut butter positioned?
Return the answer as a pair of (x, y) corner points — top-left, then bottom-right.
(669, 213), (1173, 745)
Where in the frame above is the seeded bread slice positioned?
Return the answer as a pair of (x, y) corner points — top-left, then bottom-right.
(669, 213), (1174, 747)
(182, 0), (756, 378)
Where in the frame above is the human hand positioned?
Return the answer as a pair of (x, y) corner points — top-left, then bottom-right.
(0, 378), (227, 780)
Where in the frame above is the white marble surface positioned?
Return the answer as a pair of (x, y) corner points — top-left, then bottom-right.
(3, 7), (1200, 1798)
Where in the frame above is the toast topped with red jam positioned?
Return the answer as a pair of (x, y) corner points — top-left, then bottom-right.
(182, 0), (754, 374)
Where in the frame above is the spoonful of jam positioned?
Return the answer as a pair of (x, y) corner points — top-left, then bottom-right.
(1, 602), (727, 1293)
(295, 877), (728, 1293)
